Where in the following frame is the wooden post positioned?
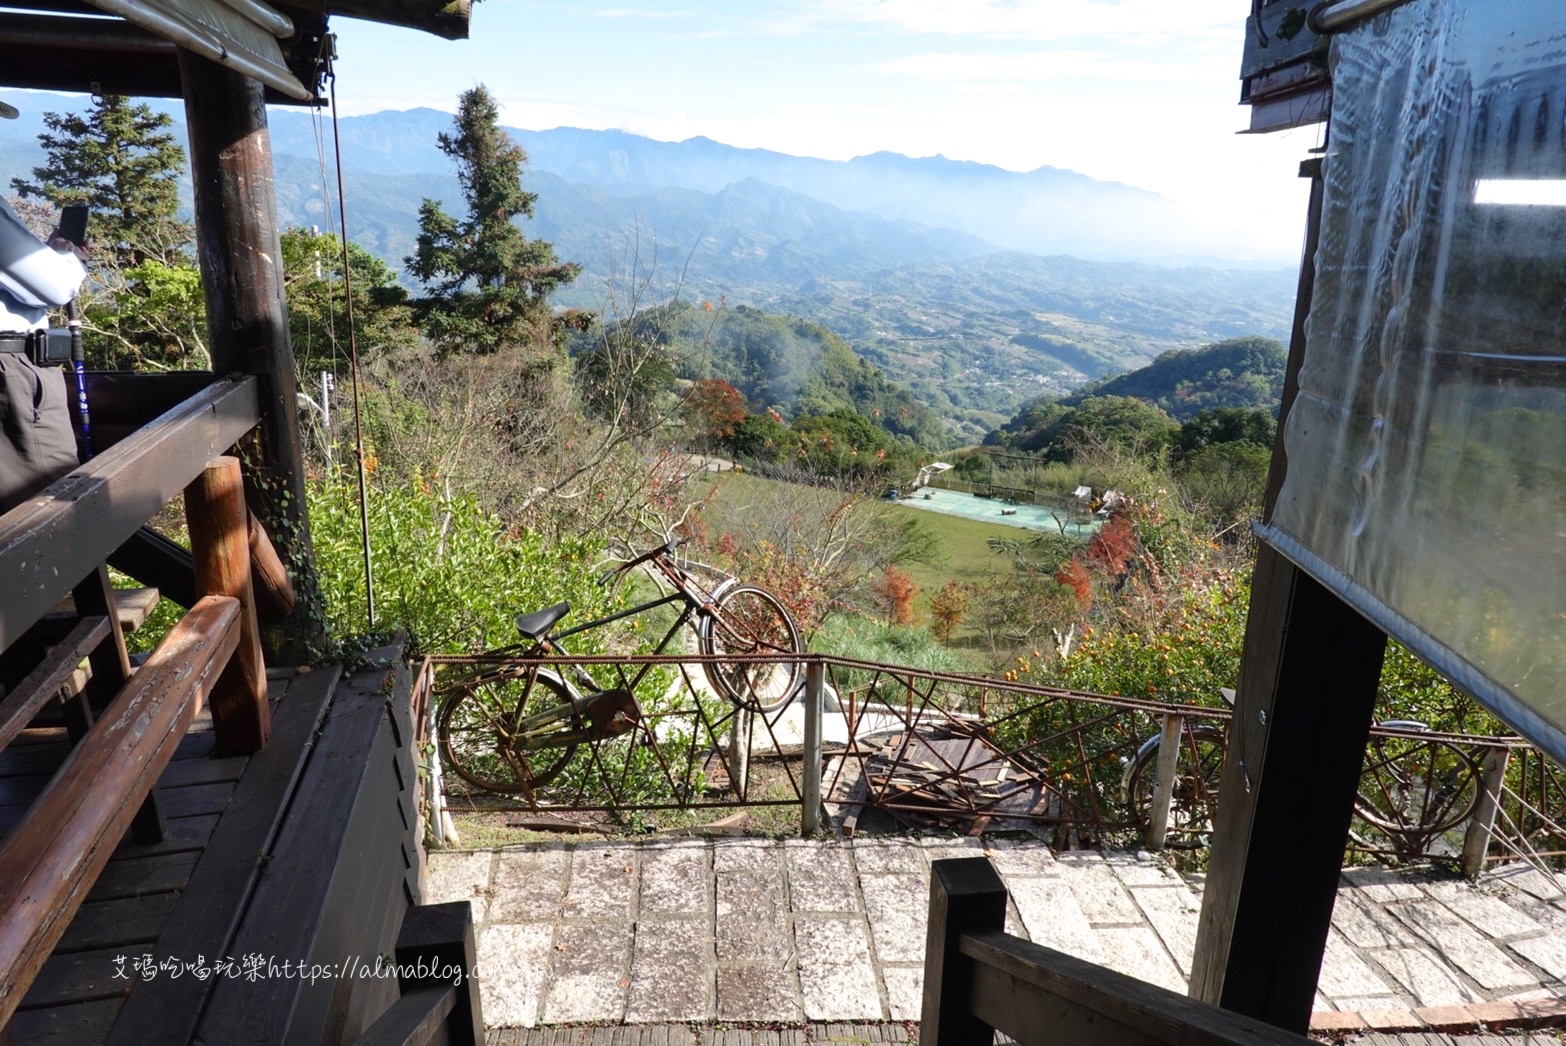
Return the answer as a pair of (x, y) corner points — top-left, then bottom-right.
(728, 706), (751, 796)
(179, 48), (324, 661)
(1461, 746), (1510, 879)
(385, 902), (484, 1046)
(186, 456), (269, 754)
(802, 659), (824, 836)
(1147, 713), (1184, 850)
(921, 857), (1008, 1046)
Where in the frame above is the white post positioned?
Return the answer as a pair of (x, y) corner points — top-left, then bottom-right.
(802, 660), (824, 836)
(1461, 746), (1509, 879)
(728, 707), (751, 796)
(1148, 713), (1184, 850)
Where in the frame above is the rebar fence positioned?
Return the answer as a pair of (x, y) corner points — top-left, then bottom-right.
(416, 652), (1566, 872)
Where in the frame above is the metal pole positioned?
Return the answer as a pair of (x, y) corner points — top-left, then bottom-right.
(1310, 0), (1414, 33)
(1148, 713), (1184, 850)
(1461, 746), (1509, 879)
(802, 659), (824, 836)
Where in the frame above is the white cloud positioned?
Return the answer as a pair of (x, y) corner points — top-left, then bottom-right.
(801, 0), (1240, 41)
(877, 49), (1231, 86)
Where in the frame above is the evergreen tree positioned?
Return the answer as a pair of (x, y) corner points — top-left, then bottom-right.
(407, 86), (579, 357)
(11, 94), (190, 267)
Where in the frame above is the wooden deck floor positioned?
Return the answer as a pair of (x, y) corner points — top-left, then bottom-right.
(0, 647), (420, 1046)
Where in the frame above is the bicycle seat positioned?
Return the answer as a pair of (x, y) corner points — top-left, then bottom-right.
(514, 602), (570, 640)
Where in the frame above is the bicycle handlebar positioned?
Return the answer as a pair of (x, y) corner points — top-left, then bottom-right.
(597, 538), (683, 586)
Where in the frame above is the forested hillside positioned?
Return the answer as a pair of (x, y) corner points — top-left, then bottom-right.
(583, 301), (950, 449)
(1067, 336), (1286, 421)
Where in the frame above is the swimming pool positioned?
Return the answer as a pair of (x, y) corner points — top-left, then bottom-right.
(893, 486), (1101, 537)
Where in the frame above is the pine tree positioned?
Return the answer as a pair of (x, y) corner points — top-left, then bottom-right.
(11, 95), (190, 267)
(407, 85), (579, 357)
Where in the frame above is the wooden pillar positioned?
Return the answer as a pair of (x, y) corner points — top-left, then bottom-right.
(179, 48), (324, 661)
(186, 456), (270, 754)
(1190, 156), (1389, 1031)
(921, 858), (1008, 1046)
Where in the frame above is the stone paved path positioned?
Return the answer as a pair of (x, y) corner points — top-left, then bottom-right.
(424, 838), (1566, 1035)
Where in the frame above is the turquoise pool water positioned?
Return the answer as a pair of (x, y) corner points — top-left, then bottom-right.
(894, 486), (1101, 537)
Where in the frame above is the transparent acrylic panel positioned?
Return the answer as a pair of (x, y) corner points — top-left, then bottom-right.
(1269, 0), (1566, 755)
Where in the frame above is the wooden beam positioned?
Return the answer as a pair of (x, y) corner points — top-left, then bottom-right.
(108, 528), (197, 610)
(0, 376), (259, 651)
(0, 616), (107, 751)
(921, 858), (1009, 1046)
(351, 985), (455, 1046)
(104, 666), (341, 1046)
(383, 902), (484, 1046)
(1189, 553), (1386, 1030)
(962, 930), (1315, 1045)
(186, 457), (270, 754)
(0, 595), (240, 1029)
(180, 50), (324, 661)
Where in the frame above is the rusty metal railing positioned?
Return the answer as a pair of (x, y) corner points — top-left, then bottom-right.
(415, 652), (1564, 874)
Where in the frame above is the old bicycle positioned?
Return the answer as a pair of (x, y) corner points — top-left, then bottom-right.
(1119, 691), (1480, 853)
(435, 539), (803, 795)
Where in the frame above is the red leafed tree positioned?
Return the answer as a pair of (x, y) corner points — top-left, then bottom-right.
(684, 378), (748, 446)
(1055, 556), (1093, 611)
(871, 566), (919, 626)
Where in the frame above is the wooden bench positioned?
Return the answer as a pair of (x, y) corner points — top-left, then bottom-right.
(921, 857), (1317, 1046)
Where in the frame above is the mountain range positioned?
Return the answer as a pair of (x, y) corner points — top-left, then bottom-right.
(0, 102), (1299, 427)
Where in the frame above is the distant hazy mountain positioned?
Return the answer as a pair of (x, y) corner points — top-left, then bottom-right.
(264, 109), (1250, 265)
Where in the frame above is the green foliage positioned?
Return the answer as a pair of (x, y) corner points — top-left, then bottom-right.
(591, 301), (949, 451)
(1014, 394), (1181, 461)
(308, 475), (616, 656)
(1176, 407), (1277, 460)
(12, 94), (190, 267)
(1074, 336), (1285, 421)
(282, 227), (418, 374)
(407, 86), (580, 357)
(84, 259), (208, 370)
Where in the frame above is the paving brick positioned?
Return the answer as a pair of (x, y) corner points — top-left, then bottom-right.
(1309, 1010), (1366, 1032)
(1095, 925), (1186, 993)
(477, 922), (554, 1028)
(1439, 889), (1544, 939)
(1359, 1007), (1423, 1031)
(1372, 945), (1481, 1007)
(716, 867), (790, 961)
(1344, 866), (1427, 903)
(490, 848), (572, 923)
(1487, 863), (1564, 902)
(1102, 852), (1178, 887)
(1391, 900), (1535, 991)
(795, 915), (884, 1020)
(1054, 853), (1143, 926)
(859, 872), (930, 964)
(879, 965), (923, 1021)
(1128, 883), (1202, 975)
(1332, 892), (1420, 949)
(542, 921), (632, 1023)
(1414, 1004), (1482, 1032)
(625, 917), (713, 1023)
(1317, 929), (1399, 1000)
(564, 845), (639, 920)
(1508, 931), (1566, 980)
(716, 960), (800, 1021)
(983, 839), (1057, 876)
(1007, 873), (1105, 964)
(425, 850), (494, 909)
(851, 840), (927, 875)
(640, 843), (711, 917)
(786, 843), (860, 913)
(712, 838), (780, 873)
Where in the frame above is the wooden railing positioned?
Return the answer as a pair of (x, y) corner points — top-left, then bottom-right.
(0, 374), (270, 1028)
(921, 857), (1316, 1045)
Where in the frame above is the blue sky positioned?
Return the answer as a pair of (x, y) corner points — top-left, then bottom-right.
(330, 0), (1323, 262)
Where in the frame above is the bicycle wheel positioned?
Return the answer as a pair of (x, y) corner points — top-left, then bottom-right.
(1123, 725), (1226, 846)
(699, 584), (803, 713)
(1354, 730), (1479, 856)
(437, 669), (580, 795)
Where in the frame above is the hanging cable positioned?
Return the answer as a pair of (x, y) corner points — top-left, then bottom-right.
(321, 38), (378, 628)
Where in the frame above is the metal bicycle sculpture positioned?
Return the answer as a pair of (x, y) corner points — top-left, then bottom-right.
(435, 540), (804, 797)
(1119, 696), (1481, 854)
